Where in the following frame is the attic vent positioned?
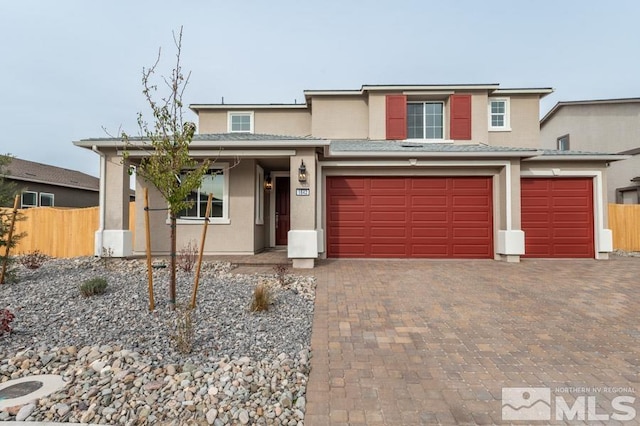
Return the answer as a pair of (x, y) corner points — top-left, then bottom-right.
(25, 172), (36, 176)
(70, 180), (78, 183)
(401, 143), (424, 148)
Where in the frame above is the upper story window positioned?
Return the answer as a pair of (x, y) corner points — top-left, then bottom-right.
(21, 191), (37, 208)
(179, 166), (229, 223)
(557, 134), (570, 151)
(488, 98), (510, 131)
(407, 102), (444, 139)
(228, 111), (254, 133)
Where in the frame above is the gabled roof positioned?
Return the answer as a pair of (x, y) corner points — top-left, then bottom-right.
(541, 97), (640, 125)
(2, 157), (99, 191)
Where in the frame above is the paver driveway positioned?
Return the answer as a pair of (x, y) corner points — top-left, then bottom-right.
(304, 256), (640, 425)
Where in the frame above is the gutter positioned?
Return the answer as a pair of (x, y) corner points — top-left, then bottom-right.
(91, 145), (105, 257)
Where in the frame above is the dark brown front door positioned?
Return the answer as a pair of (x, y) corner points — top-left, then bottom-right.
(275, 176), (290, 245)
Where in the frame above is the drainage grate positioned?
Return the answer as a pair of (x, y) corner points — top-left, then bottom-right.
(0, 381), (44, 401)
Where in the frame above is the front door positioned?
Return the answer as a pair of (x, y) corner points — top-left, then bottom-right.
(275, 176), (290, 245)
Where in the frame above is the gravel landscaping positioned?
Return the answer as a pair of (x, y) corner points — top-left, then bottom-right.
(0, 257), (316, 425)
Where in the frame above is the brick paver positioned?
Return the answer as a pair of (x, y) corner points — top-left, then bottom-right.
(305, 257), (640, 425)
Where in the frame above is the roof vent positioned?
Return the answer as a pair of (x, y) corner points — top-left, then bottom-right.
(25, 172), (36, 176)
(401, 143), (424, 148)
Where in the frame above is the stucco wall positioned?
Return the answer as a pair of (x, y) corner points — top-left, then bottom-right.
(197, 109), (311, 136)
(488, 95), (541, 148)
(134, 160), (258, 255)
(310, 97), (369, 139)
(540, 103), (640, 203)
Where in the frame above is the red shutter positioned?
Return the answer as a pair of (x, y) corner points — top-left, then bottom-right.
(450, 94), (472, 140)
(386, 95), (407, 140)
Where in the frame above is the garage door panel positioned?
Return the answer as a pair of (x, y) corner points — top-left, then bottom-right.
(521, 178), (594, 258)
(327, 177), (493, 258)
(411, 179), (448, 189)
(411, 196), (448, 206)
(411, 211), (448, 222)
(453, 195), (490, 206)
(370, 195), (406, 206)
(330, 211), (365, 221)
(412, 227), (449, 238)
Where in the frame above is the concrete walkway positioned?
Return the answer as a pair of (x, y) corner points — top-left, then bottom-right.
(304, 257), (640, 425)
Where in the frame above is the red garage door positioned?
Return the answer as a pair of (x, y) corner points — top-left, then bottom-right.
(521, 178), (594, 258)
(326, 176), (493, 258)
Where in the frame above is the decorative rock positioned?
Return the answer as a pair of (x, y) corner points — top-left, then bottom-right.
(206, 408), (218, 424)
(238, 409), (249, 424)
(15, 403), (36, 421)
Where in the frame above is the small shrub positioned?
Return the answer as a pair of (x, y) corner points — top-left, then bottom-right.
(1, 309), (15, 336)
(250, 283), (272, 312)
(273, 263), (289, 286)
(177, 240), (198, 273)
(19, 250), (49, 270)
(170, 304), (195, 354)
(80, 277), (108, 297)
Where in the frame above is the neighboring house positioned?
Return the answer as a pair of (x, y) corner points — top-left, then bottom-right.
(74, 84), (625, 266)
(540, 98), (640, 204)
(1, 157), (100, 208)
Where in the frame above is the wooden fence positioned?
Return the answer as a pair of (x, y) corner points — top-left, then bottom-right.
(2, 203), (135, 258)
(2, 202), (639, 258)
(608, 203), (640, 251)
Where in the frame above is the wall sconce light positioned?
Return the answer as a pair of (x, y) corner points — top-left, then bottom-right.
(298, 160), (307, 183)
(264, 173), (273, 192)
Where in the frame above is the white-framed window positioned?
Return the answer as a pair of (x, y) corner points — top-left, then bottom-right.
(21, 191), (37, 208)
(407, 102), (444, 139)
(39, 192), (54, 207)
(255, 165), (264, 225)
(228, 111), (254, 133)
(557, 134), (570, 151)
(178, 165), (229, 224)
(488, 98), (510, 131)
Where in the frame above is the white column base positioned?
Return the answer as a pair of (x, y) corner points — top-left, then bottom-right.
(95, 230), (133, 258)
(497, 230), (525, 256)
(292, 258), (315, 269)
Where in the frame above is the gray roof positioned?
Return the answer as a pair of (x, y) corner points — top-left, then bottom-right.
(2, 157), (99, 191)
(541, 97), (640, 125)
(539, 149), (618, 156)
(81, 133), (319, 143)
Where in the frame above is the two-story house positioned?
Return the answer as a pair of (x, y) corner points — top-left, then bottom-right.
(75, 84), (623, 267)
(540, 98), (640, 204)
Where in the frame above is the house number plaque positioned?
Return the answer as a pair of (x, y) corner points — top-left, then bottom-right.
(296, 188), (310, 196)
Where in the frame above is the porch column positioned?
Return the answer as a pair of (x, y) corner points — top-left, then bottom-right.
(496, 160), (525, 262)
(288, 149), (318, 268)
(96, 150), (132, 257)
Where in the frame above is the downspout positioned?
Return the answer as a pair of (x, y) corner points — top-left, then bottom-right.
(92, 145), (106, 257)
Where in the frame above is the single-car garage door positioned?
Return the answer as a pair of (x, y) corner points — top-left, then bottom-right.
(326, 176), (493, 258)
(521, 178), (594, 258)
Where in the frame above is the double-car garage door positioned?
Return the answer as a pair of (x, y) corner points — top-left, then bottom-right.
(326, 176), (494, 258)
(326, 176), (595, 259)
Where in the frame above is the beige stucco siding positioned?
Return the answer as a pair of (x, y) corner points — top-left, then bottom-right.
(540, 103), (640, 203)
(311, 97), (369, 139)
(134, 160), (258, 255)
(471, 92), (489, 144)
(197, 109), (311, 136)
(488, 95), (541, 148)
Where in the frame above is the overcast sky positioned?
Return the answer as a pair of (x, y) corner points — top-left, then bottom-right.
(1, 1), (639, 178)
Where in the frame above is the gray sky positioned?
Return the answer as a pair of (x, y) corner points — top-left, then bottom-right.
(1, 0), (639, 177)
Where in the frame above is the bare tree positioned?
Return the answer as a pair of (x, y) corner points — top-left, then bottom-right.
(122, 27), (209, 309)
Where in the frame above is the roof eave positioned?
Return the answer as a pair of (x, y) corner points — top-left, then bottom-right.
(524, 154), (631, 162)
(189, 104), (309, 112)
(327, 150), (540, 159)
